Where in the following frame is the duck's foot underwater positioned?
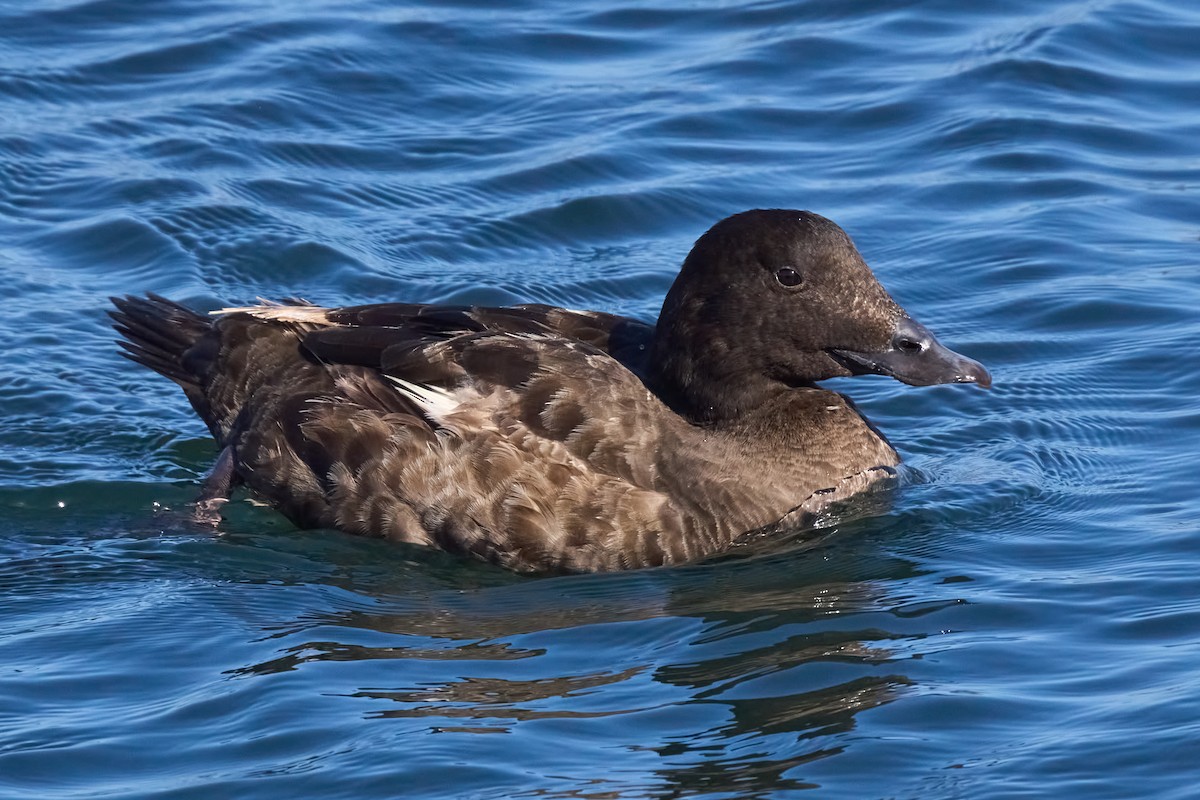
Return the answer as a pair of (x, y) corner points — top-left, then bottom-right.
(191, 445), (239, 526)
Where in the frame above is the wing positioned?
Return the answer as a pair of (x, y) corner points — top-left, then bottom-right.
(305, 327), (719, 571)
(219, 300), (656, 378)
(207, 302), (723, 571)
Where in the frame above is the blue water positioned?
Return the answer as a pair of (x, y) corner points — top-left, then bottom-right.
(2, 0), (1199, 797)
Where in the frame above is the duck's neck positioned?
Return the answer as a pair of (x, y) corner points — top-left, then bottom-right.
(645, 331), (797, 426)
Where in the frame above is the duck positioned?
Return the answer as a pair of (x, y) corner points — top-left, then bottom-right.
(110, 209), (989, 573)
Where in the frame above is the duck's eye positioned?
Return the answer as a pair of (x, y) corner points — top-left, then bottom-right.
(774, 267), (803, 288)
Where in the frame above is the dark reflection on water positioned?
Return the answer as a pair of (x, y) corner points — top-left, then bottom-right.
(195, 536), (931, 797)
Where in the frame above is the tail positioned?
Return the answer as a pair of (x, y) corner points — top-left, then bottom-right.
(109, 293), (213, 406)
(111, 294), (246, 511)
(110, 293), (322, 447)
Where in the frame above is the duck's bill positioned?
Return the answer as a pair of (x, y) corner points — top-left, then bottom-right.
(830, 315), (992, 388)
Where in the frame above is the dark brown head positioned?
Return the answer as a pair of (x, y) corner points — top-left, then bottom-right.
(648, 209), (989, 422)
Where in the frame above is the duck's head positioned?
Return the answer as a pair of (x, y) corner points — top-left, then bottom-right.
(649, 209), (990, 422)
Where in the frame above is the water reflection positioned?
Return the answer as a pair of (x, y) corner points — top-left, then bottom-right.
(356, 667), (646, 723)
(630, 675), (909, 799)
(226, 540), (928, 795)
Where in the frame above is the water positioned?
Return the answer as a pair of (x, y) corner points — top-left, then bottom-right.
(2, 0), (1199, 796)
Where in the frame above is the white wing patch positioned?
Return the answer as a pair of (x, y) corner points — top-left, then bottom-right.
(387, 376), (460, 423)
(210, 301), (332, 325)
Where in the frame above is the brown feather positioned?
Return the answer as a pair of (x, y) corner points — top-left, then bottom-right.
(111, 210), (990, 572)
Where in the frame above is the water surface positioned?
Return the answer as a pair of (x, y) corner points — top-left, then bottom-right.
(3, 1), (1200, 797)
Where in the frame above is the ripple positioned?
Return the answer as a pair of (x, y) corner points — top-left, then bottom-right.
(3, 0), (1200, 797)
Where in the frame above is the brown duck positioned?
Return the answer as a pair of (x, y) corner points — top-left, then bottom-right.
(111, 209), (989, 572)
